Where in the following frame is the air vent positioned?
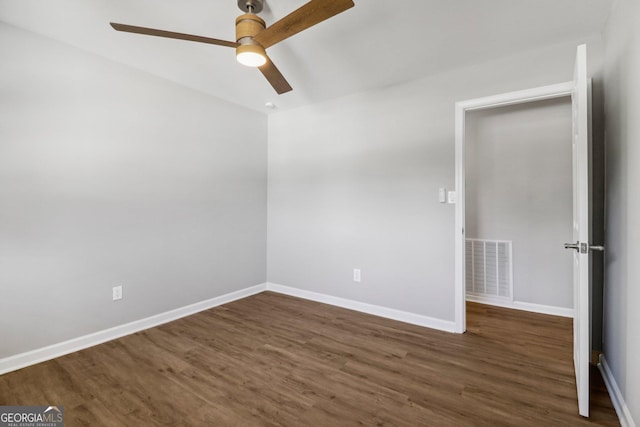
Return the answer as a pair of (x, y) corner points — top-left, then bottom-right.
(466, 239), (513, 300)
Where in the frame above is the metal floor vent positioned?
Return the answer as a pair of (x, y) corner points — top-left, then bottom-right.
(466, 239), (513, 300)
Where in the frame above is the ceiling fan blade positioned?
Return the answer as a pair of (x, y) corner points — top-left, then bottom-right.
(110, 23), (239, 48)
(253, 0), (354, 49)
(258, 57), (292, 95)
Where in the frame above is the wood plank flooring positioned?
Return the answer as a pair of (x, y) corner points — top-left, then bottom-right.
(0, 292), (619, 426)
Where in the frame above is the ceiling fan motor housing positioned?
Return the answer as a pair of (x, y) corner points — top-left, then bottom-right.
(236, 13), (266, 41)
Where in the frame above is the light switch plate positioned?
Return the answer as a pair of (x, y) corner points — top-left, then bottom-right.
(447, 191), (457, 204)
(439, 188), (447, 203)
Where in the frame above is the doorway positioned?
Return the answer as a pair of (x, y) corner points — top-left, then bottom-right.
(464, 97), (574, 316)
(453, 80), (575, 333)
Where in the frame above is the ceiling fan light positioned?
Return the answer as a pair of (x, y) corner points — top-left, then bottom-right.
(236, 44), (267, 67)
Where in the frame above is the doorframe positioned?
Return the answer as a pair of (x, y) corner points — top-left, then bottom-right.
(453, 81), (575, 333)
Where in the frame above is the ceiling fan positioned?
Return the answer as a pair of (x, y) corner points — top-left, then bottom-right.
(110, 0), (355, 95)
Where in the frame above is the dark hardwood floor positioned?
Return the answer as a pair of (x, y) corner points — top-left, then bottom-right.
(0, 292), (619, 426)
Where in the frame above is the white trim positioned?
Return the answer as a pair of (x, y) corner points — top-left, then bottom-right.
(454, 81), (574, 334)
(457, 81), (574, 112)
(598, 355), (637, 427)
(466, 294), (574, 318)
(454, 101), (466, 333)
(0, 283), (267, 375)
(266, 283), (458, 333)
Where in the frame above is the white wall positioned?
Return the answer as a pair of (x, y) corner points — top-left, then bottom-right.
(267, 38), (603, 321)
(0, 23), (267, 359)
(603, 0), (640, 423)
(465, 98), (573, 309)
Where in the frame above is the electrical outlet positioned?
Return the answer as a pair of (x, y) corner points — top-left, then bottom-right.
(353, 269), (361, 283)
(112, 285), (123, 301)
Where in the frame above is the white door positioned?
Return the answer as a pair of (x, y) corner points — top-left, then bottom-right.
(567, 43), (591, 418)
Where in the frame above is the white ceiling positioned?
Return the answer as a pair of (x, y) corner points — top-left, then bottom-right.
(0, 0), (613, 113)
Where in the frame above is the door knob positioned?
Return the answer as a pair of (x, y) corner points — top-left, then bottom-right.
(564, 242), (605, 253)
(564, 242), (580, 251)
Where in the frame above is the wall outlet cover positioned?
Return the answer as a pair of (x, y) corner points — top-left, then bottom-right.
(112, 285), (123, 301)
(353, 269), (361, 283)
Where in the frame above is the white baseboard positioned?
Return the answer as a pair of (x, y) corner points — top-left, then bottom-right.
(266, 283), (458, 333)
(0, 283), (267, 376)
(466, 294), (574, 318)
(598, 354), (637, 427)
